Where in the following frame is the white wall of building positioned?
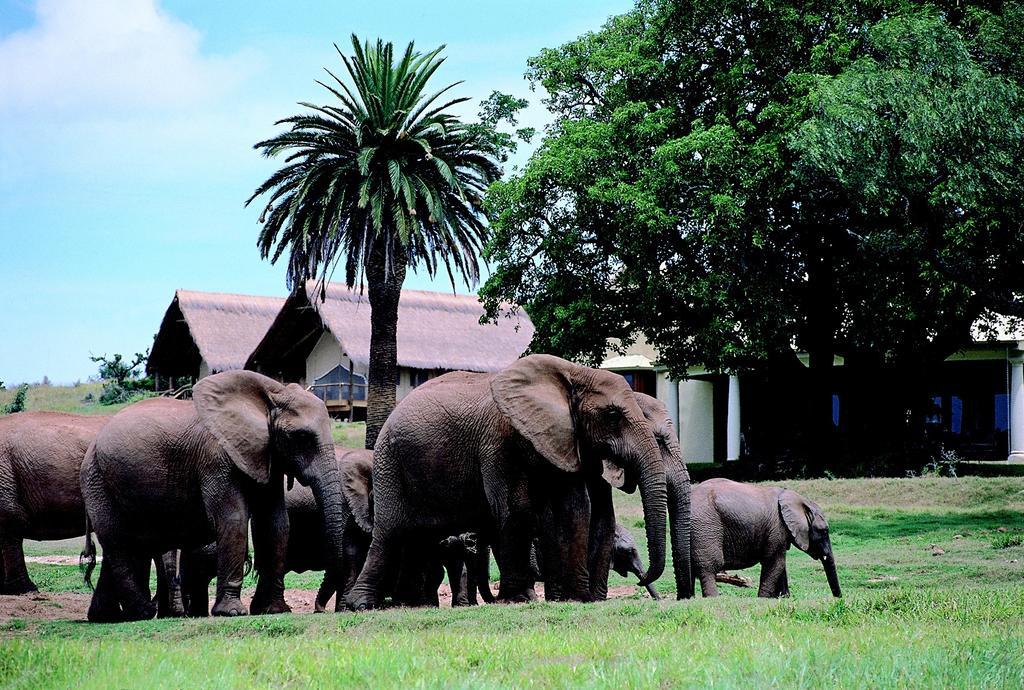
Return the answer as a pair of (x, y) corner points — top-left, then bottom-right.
(678, 379), (715, 464)
(304, 331), (436, 401)
(305, 331), (370, 387)
(198, 359), (211, 380)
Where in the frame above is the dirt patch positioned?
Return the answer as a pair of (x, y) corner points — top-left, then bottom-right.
(0, 582), (651, 623)
(0, 592), (92, 622)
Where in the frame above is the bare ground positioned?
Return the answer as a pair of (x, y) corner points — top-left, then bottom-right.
(0, 583), (647, 622)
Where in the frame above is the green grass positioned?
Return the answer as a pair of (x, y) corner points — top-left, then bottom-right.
(0, 383), (146, 416)
(331, 421), (366, 448)
(3, 477), (1023, 687)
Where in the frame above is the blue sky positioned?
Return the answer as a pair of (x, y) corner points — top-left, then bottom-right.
(0, 0), (632, 385)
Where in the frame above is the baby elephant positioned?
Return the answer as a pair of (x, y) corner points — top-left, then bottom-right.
(610, 523), (661, 600)
(691, 479), (841, 598)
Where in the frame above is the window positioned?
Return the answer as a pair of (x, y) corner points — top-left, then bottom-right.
(410, 369), (431, 388)
(311, 364), (366, 401)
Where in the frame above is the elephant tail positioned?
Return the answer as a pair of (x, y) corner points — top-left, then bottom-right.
(79, 518), (97, 591)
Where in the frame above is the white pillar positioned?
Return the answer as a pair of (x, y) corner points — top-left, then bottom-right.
(660, 373), (680, 440)
(678, 379), (715, 464)
(726, 375), (741, 461)
(1009, 357), (1024, 462)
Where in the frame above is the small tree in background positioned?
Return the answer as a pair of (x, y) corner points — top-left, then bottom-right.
(90, 351), (151, 405)
(3, 385), (29, 414)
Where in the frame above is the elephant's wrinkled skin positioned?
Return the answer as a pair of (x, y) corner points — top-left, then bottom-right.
(534, 522), (660, 600)
(584, 393), (693, 600)
(691, 478), (841, 598)
(346, 355), (668, 610)
(80, 371), (347, 622)
(0, 412), (107, 594)
(178, 447), (374, 615)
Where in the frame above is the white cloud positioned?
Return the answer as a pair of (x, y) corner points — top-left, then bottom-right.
(0, 0), (254, 114)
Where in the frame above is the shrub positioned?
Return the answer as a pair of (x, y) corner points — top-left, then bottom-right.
(90, 351), (151, 405)
(921, 447), (960, 478)
(3, 384), (29, 414)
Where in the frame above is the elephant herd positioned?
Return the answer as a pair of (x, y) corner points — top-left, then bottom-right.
(0, 355), (841, 622)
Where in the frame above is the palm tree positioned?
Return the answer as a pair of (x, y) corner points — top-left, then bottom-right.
(247, 36), (501, 448)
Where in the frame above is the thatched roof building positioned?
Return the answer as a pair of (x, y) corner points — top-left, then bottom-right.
(148, 289), (284, 383)
(246, 282), (534, 413)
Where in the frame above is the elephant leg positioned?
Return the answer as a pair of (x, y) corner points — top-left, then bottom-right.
(447, 555), (470, 607)
(548, 480), (592, 602)
(586, 478), (615, 601)
(473, 545), (496, 604)
(424, 559), (442, 608)
(250, 492), (290, 616)
(208, 490), (251, 617)
(179, 545), (215, 617)
(495, 517), (538, 602)
(154, 550), (185, 618)
(87, 555), (125, 623)
(346, 524), (400, 611)
(758, 555), (787, 598)
(698, 570), (720, 597)
(118, 553), (157, 621)
(336, 524), (368, 611)
(776, 569), (790, 598)
(0, 534), (36, 594)
(314, 571), (335, 613)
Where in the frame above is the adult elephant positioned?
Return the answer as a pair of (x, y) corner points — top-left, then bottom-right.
(80, 371), (346, 622)
(580, 393), (693, 601)
(177, 447), (374, 615)
(345, 354), (668, 610)
(635, 393), (692, 599)
(0, 412), (107, 594)
(691, 478), (841, 598)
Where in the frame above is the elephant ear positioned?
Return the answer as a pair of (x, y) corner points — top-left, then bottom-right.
(339, 450), (374, 533)
(490, 354), (580, 473)
(778, 490), (812, 552)
(193, 371), (283, 484)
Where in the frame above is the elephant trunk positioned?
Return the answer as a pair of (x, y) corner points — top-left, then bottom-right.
(634, 435), (667, 587)
(666, 460), (694, 599)
(822, 553), (842, 598)
(308, 449), (347, 579)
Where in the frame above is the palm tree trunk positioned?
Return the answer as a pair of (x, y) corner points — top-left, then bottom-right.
(365, 241), (407, 450)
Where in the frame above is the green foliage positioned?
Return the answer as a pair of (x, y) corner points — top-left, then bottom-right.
(483, 0), (1024, 372)
(2, 384), (29, 414)
(90, 351), (152, 406)
(468, 91), (533, 162)
(246, 35), (503, 291)
(89, 352), (147, 385)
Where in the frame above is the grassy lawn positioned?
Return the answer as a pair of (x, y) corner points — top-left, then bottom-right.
(0, 383), (146, 416)
(331, 421), (367, 449)
(2, 477), (1022, 688)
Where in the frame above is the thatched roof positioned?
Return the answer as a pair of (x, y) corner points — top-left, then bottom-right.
(247, 282), (534, 376)
(148, 290), (285, 376)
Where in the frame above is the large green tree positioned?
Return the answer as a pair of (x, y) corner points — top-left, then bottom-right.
(249, 37), (501, 448)
(481, 1), (1024, 471)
